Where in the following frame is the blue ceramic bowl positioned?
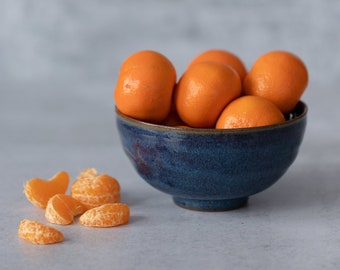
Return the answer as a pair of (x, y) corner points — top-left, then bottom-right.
(116, 101), (307, 211)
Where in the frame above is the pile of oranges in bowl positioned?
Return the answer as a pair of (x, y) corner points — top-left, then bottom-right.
(114, 49), (308, 130)
(114, 49), (308, 211)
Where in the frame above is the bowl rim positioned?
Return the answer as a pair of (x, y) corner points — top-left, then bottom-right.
(115, 101), (307, 134)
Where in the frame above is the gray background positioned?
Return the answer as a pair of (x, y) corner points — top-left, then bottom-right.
(1, 0), (339, 269)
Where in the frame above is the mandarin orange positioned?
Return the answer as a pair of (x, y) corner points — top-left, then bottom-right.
(174, 62), (241, 128)
(243, 50), (308, 114)
(114, 50), (176, 123)
(187, 49), (247, 80)
(216, 95), (285, 129)
(161, 102), (186, 127)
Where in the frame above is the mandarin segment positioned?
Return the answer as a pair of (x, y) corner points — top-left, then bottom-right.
(79, 203), (130, 228)
(18, 219), (63, 245)
(77, 167), (98, 180)
(71, 168), (121, 210)
(24, 171), (70, 208)
(45, 194), (86, 225)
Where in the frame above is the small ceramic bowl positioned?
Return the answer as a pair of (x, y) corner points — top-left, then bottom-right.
(116, 101), (307, 211)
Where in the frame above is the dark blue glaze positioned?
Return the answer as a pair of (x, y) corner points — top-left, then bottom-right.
(116, 102), (307, 211)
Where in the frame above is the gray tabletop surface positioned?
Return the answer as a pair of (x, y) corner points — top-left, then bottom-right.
(1, 1), (339, 269)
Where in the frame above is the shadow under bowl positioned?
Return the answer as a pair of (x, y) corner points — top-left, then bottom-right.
(116, 101), (307, 211)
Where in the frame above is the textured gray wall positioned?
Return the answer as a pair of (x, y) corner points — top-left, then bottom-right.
(1, 0), (338, 85)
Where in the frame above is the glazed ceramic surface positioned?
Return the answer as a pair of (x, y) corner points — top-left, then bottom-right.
(116, 102), (307, 211)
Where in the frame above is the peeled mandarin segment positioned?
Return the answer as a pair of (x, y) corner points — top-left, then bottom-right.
(78, 168), (98, 180)
(71, 169), (121, 210)
(45, 194), (86, 225)
(79, 203), (130, 228)
(18, 219), (63, 245)
(24, 171), (70, 208)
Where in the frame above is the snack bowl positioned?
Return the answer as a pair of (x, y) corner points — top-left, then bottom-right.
(116, 101), (307, 211)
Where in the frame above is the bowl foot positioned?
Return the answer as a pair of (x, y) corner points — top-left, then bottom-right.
(172, 197), (248, 211)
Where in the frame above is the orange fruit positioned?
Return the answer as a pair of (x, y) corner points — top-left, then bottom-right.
(71, 168), (120, 210)
(45, 194), (86, 225)
(176, 125), (191, 128)
(216, 95), (285, 129)
(243, 50), (308, 114)
(174, 62), (241, 128)
(18, 219), (63, 245)
(24, 171), (69, 208)
(187, 49), (247, 80)
(79, 203), (130, 228)
(114, 50), (177, 123)
(161, 102), (185, 127)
